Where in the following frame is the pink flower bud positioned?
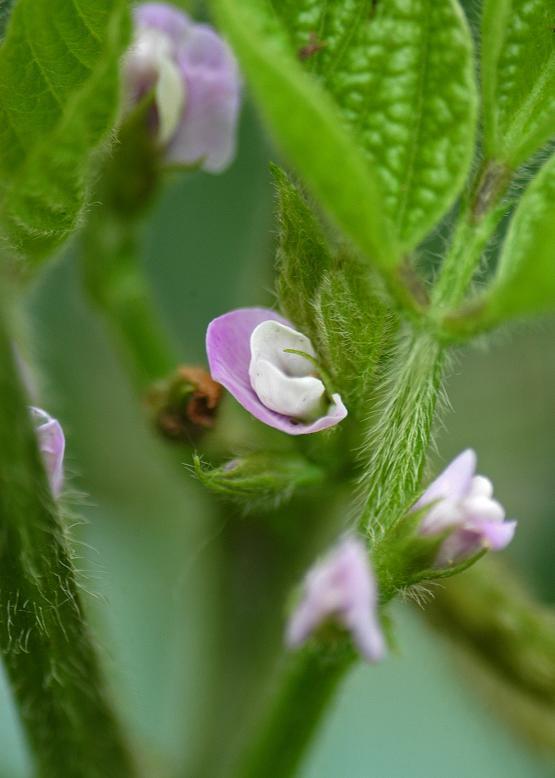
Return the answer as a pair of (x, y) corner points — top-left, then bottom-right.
(125, 3), (241, 172)
(30, 407), (65, 498)
(414, 449), (516, 566)
(286, 537), (385, 663)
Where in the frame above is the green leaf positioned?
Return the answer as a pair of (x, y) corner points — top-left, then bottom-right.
(485, 153), (555, 321)
(443, 153), (555, 337)
(273, 165), (332, 345)
(193, 451), (324, 510)
(209, 0), (399, 279)
(0, 0), (130, 262)
(276, 0), (478, 251)
(0, 0), (15, 38)
(481, 0), (555, 165)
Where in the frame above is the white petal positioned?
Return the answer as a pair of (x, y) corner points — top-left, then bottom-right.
(249, 320), (328, 421)
(155, 55), (186, 144)
(249, 359), (325, 420)
(250, 321), (317, 377)
(463, 495), (505, 522)
(468, 475), (494, 499)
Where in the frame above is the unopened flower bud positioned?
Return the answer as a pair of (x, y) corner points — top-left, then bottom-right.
(147, 365), (222, 441)
(125, 2), (241, 172)
(30, 407), (65, 498)
(286, 536), (385, 663)
(413, 449), (516, 567)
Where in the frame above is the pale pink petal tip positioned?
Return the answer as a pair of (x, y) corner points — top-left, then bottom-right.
(206, 307), (348, 435)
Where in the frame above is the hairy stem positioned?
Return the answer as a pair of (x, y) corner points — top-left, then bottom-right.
(0, 305), (136, 778)
(358, 329), (444, 535)
(426, 559), (555, 750)
(232, 328), (445, 777)
(431, 160), (511, 315)
(234, 644), (355, 778)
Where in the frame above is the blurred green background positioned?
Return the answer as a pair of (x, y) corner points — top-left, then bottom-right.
(0, 101), (553, 777)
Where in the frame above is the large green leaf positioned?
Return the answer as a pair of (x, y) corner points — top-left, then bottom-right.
(0, 0), (130, 262)
(274, 0), (478, 251)
(486, 153), (555, 321)
(481, 0), (555, 166)
(444, 153), (555, 337)
(211, 0), (398, 276)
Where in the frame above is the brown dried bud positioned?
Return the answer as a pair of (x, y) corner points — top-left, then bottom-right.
(147, 365), (223, 442)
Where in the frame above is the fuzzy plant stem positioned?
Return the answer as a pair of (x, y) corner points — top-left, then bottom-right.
(0, 307), (136, 778)
(232, 329), (445, 778)
(426, 559), (555, 750)
(235, 644), (355, 778)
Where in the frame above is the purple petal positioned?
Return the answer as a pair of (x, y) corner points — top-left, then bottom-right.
(206, 308), (348, 435)
(468, 518), (517, 551)
(168, 25), (241, 172)
(30, 407), (65, 498)
(414, 449), (476, 510)
(435, 519), (516, 566)
(134, 3), (191, 46)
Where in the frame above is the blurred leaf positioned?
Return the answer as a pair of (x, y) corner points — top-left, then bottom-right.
(0, 0), (130, 262)
(210, 0), (399, 278)
(481, 0), (555, 165)
(193, 451), (324, 510)
(0, 0), (15, 38)
(273, 165), (332, 345)
(276, 0), (477, 250)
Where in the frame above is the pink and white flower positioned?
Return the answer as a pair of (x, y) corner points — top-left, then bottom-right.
(414, 449), (516, 566)
(206, 307), (347, 435)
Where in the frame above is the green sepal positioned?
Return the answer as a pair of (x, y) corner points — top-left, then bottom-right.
(192, 451), (324, 510)
(372, 504), (486, 600)
(273, 165), (332, 347)
(313, 260), (396, 416)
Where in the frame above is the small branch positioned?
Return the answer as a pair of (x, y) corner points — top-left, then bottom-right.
(426, 560), (555, 710)
(0, 307), (136, 778)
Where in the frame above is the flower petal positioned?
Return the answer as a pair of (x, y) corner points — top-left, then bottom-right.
(30, 407), (65, 497)
(285, 537), (385, 663)
(134, 3), (191, 46)
(168, 25), (241, 172)
(206, 307), (347, 435)
(414, 449), (476, 509)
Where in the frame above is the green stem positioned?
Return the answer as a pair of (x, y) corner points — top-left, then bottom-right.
(82, 219), (176, 390)
(235, 644), (355, 778)
(0, 305), (136, 778)
(232, 329), (445, 777)
(358, 329), (444, 535)
(431, 160), (511, 314)
(426, 559), (555, 750)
